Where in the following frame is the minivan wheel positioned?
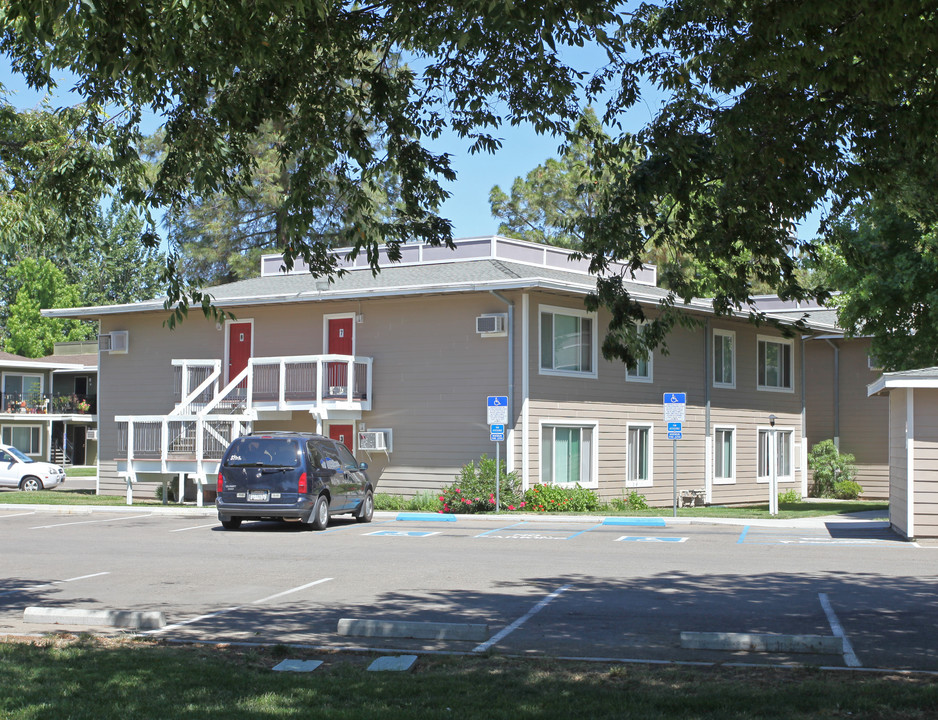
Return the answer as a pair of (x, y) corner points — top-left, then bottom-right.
(310, 495), (329, 531)
(355, 490), (374, 523)
(221, 517), (242, 530)
(20, 476), (42, 491)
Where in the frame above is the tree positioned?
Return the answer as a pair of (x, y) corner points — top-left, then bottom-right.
(809, 200), (938, 371)
(4, 257), (94, 357)
(574, 1), (938, 364)
(0, 1), (626, 325)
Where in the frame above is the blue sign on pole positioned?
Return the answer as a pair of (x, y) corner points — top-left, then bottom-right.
(487, 396), (508, 425)
(667, 422), (682, 433)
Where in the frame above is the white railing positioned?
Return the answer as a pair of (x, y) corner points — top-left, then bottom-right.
(116, 354), (373, 467)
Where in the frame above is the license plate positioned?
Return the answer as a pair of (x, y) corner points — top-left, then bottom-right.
(247, 490), (269, 502)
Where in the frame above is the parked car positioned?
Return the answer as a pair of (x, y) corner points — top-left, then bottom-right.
(0, 443), (66, 491)
(216, 432), (374, 531)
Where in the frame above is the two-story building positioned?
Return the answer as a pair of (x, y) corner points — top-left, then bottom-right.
(45, 237), (886, 505)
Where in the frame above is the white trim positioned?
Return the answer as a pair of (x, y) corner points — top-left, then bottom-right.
(625, 421), (654, 488)
(538, 418), (599, 489)
(322, 311), (357, 355)
(756, 335), (795, 393)
(756, 426), (796, 483)
(869, 373), (938, 395)
(712, 329), (736, 389)
(521, 293), (530, 491)
(907, 388), (915, 539)
(223, 318), (255, 385)
(537, 304), (598, 380)
(712, 425), (736, 485)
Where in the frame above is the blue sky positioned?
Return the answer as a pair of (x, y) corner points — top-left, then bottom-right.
(1, 53), (821, 243)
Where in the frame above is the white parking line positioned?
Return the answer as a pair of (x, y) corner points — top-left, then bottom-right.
(145, 578), (334, 635)
(473, 583), (572, 653)
(31, 514), (153, 529)
(0, 511), (36, 519)
(170, 523), (218, 533)
(0, 571), (110, 597)
(819, 592), (862, 667)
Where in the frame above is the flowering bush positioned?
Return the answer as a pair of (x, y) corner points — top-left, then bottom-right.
(609, 491), (650, 512)
(522, 483), (601, 513)
(439, 455), (522, 513)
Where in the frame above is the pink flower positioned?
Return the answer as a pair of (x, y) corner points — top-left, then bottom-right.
(508, 505), (515, 510)
(520, 501), (526, 507)
(455, 488), (461, 493)
(439, 496), (445, 501)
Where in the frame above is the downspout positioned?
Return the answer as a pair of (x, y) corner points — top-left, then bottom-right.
(823, 338), (840, 449)
(705, 319), (712, 503)
(490, 291), (515, 472)
(801, 336), (808, 498)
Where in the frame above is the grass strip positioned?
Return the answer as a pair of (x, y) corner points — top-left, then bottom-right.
(0, 636), (935, 719)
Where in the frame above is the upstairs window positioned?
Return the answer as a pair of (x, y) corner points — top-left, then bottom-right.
(713, 330), (735, 388)
(757, 337), (793, 391)
(626, 325), (653, 383)
(540, 306), (596, 377)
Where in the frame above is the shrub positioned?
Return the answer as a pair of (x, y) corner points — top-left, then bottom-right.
(439, 456), (522, 513)
(833, 480), (863, 500)
(609, 491), (650, 512)
(522, 483), (601, 513)
(778, 488), (800, 504)
(374, 492), (442, 512)
(808, 440), (858, 498)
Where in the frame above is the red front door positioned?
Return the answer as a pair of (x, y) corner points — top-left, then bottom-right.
(327, 317), (354, 396)
(329, 424), (354, 451)
(228, 322), (252, 385)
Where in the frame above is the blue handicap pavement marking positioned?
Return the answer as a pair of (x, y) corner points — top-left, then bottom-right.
(396, 513), (456, 522)
(602, 517), (666, 527)
(616, 536), (688, 543)
(367, 530), (440, 538)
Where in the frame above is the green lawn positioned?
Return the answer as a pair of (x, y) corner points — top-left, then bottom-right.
(65, 466), (97, 477)
(0, 487), (889, 519)
(0, 637), (935, 719)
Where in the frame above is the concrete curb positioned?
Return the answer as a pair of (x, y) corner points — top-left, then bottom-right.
(24, 606), (166, 630)
(0, 504), (890, 529)
(681, 631), (845, 655)
(338, 618), (489, 642)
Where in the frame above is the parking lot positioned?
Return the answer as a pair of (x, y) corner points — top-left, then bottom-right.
(1, 506), (935, 672)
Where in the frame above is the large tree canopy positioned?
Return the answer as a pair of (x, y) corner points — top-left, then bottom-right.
(1, 1), (935, 367)
(0, 0), (625, 324)
(578, 1), (938, 364)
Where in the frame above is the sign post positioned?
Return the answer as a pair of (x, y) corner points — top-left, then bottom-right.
(663, 393), (686, 517)
(487, 396), (508, 511)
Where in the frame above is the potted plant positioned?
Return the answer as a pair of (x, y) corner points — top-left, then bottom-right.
(76, 399), (90, 414)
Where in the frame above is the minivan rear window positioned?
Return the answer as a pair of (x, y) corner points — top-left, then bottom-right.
(225, 437), (301, 468)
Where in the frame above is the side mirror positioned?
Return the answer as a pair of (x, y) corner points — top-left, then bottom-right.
(359, 462), (368, 470)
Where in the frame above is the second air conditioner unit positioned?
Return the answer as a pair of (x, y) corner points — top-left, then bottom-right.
(476, 313), (507, 336)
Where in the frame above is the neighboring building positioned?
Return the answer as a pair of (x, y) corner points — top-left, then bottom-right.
(754, 299), (890, 499)
(868, 368), (938, 539)
(0, 341), (98, 466)
(46, 237), (877, 505)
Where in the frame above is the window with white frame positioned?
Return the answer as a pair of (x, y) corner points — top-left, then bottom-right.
(626, 325), (653, 382)
(539, 306), (596, 376)
(713, 330), (735, 387)
(1, 425), (41, 454)
(626, 423), (653, 487)
(713, 427), (735, 483)
(541, 423), (596, 486)
(757, 337), (793, 391)
(2, 373), (43, 401)
(757, 428), (794, 481)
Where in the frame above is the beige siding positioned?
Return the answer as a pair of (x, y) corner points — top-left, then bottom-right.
(888, 390), (909, 537)
(913, 390), (938, 537)
(804, 338), (889, 498)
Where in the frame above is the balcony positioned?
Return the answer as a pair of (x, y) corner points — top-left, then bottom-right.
(2, 392), (96, 416)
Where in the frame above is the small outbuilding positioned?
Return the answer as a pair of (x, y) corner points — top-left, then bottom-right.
(868, 368), (938, 540)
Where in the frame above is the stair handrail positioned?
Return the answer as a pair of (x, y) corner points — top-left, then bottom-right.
(170, 361), (222, 416)
(198, 364), (252, 416)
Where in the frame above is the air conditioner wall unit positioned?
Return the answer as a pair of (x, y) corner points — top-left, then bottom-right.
(99, 330), (129, 354)
(358, 430), (390, 452)
(476, 313), (507, 336)
(87, 429), (98, 441)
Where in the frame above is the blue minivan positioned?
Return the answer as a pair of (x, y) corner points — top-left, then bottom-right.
(216, 432), (374, 531)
